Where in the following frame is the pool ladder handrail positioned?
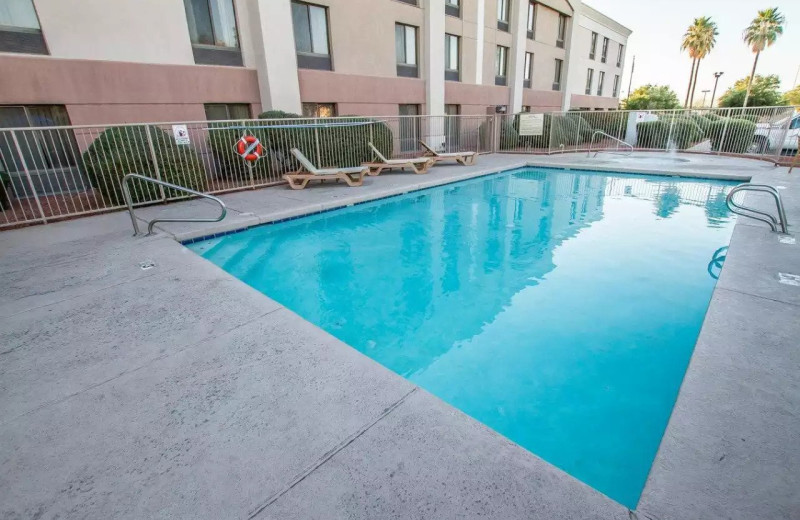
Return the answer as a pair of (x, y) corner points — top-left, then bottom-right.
(587, 130), (634, 158)
(122, 173), (227, 236)
(725, 183), (788, 234)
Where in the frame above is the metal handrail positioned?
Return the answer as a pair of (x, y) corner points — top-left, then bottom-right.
(725, 183), (788, 234)
(587, 130), (634, 158)
(122, 173), (227, 236)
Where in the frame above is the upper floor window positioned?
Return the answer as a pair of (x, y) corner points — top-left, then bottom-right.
(183, 0), (242, 65)
(395, 23), (419, 78)
(585, 68), (594, 95)
(556, 14), (567, 48)
(524, 52), (533, 88)
(291, 1), (332, 70)
(497, 0), (510, 31)
(612, 74), (620, 97)
(0, 0), (47, 55)
(204, 103), (250, 121)
(396, 0), (418, 4)
(597, 71), (605, 96)
(445, 33), (460, 81)
(495, 45), (508, 86)
(553, 58), (563, 91)
(445, 0), (460, 18)
(616, 43), (624, 67)
(589, 32), (597, 60)
(601, 36), (609, 63)
(527, 2), (537, 39)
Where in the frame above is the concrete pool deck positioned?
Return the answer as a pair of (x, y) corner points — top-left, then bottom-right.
(0, 153), (797, 519)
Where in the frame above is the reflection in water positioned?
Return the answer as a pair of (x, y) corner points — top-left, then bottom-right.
(189, 168), (736, 508)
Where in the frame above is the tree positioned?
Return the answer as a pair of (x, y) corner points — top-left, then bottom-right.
(742, 8), (785, 108)
(623, 85), (682, 110)
(681, 17), (719, 108)
(718, 74), (785, 107)
(783, 85), (800, 106)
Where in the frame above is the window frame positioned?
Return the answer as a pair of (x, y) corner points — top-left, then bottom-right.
(495, 45), (509, 86)
(585, 68), (594, 95)
(445, 33), (460, 81)
(445, 0), (460, 18)
(291, 1), (333, 71)
(589, 32), (597, 60)
(616, 43), (624, 67)
(0, 0), (48, 55)
(302, 102), (337, 118)
(601, 36), (609, 63)
(597, 70), (605, 96)
(497, 0), (510, 31)
(556, 14), (567, 48)
(524, 52), (533, 88)
(552, 58), (563, 91)
(395, 22), (419, 78)
(612, 74), (620, 97)
(204, 103), (251, 121)
(526, 2), (537, 39)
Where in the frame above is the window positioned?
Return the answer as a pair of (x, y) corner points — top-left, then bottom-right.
(553, 58), (563, 90)
(601, 36), (609, 63)
(597, 71), (605, 96)
(445, 34), (460, 81)
(497, 0), (510, 31)
(183, 0), (242, 66)
(527, 2), (537, 39)
(204, 104), (251, 120)
(398, 104), (421, 152)
(589, 32), (597, 60)
(445, 0), (460, 18)
(495, 45), (509, 86)
(292, 1), (332, 70)
(444, 104), (460, 150)
(302, 103), (337, 117)
(790, 116), (800, 130)
(612, 74), (620, 97)
(395, 23), (418, 77)
(556, 14), (567, 48)
(585, 68), (594, 95)
(524, 52), (533, 88)
(396, 0), (418, 4)
(616, 43), (624, 67)
(0, 106), (79, 193)
(0, 0), (47, 54)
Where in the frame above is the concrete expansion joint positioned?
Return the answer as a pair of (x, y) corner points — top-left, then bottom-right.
(247, 387), (419, 519)
(629, 509), (661, 520)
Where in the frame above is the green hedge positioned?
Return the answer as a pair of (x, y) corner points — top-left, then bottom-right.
(708, 118), (757, 154)
(636, 118), (704, 149)
(83, 126), (207, 206)
(737, 114), (760, 124)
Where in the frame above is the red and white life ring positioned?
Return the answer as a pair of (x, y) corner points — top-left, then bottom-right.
(235, 135), (264, 162)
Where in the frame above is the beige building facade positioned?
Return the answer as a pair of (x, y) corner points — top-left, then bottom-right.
(0, 0), (629, 127)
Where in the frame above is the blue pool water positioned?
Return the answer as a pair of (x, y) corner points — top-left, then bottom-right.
(187, 167), (736, 508)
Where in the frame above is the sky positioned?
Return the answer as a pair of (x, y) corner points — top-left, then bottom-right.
(584, 0), (800, 105)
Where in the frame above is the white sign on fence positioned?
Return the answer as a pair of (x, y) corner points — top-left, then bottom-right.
(172, 124), (190, 145)
(518, 113), (544, 136)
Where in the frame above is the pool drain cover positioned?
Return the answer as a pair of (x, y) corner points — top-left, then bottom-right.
(140, 261), (156, 270)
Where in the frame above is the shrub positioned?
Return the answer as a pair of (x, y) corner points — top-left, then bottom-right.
(708, 118), (757, 154)
(636, 121), (669, 148)
(737, 114), (760, 124)
(479, 119), (519, 150)
(207, 120), (274, 181)
(690, 114), (712, 136)
(83, 126), (207, 206)
(516, 113), (552, 149)
(703, 112), (723, 122)
(0, 169), (11, 210)
(582, 111), (629, 139)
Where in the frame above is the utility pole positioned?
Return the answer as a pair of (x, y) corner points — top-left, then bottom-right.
(625, 55), (636, 101)
(710, 71), (724, 108)
(701, 89), (710, 107)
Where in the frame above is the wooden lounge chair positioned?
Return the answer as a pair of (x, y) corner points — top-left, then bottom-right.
(284, 148), (367, 190)
(419, 140), (478, 165)
(364, 142), (435, 175)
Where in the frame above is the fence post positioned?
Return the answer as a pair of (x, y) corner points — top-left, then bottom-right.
(771, 108), (792, 163)
(717, 109), (731, 155)
(314, 119), (322, 166)
(10, 130), (47, 224)
(145, 125), (167, 201)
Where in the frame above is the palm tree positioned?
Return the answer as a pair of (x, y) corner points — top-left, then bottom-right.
(742, 8), (785, 108)
(681, 17), (718, 108)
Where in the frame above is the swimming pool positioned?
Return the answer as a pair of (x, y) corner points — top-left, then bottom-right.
(187, 167), (736, 508)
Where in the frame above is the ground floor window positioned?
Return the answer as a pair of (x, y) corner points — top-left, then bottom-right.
(204, 103), (251, 121)
(398, 104), (421, 152)
(444, 104), (460, 151)
(302, 103), (337, 118)
(0, 105), (77, 178)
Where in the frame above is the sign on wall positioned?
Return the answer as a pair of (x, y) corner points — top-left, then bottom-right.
(518, 113), (544, 136)
(172, 124), (190, 146)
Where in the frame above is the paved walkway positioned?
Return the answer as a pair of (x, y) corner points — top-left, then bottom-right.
(0, 153), (797, 519)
